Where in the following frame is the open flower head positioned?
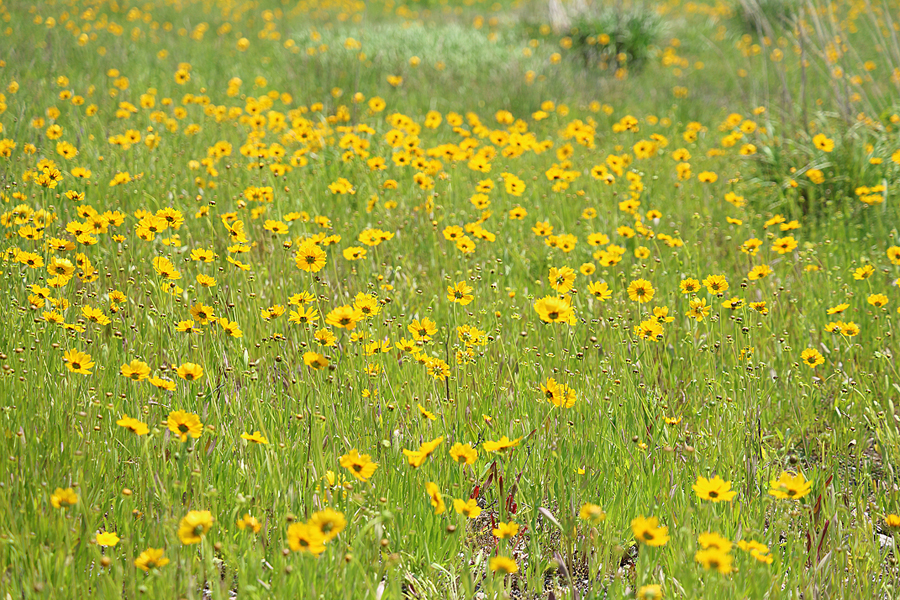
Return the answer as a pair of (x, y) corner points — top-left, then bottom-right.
(287, 522), (326, 554)
(489, 555), (518, 574)
(177, 510), (214, 544)
(483, 435), (522, 453)
(579, 503), (607, 525)
(134, 548), (169, 571)
(64, 349), (94, 375)
(51, 487), (78, 509)
(695, 547), (733, 573)
(96, 531), (120, 547)
(426, 482), (445, 514)
(692, 475), (737, 502)
(534, 295), (575, 324)
(402, 436), (444, 468)
(117, 414), (149, 436)
(309, 508), (346, 541)
(631, 515), (669, 547)
(768, 471), (812, 500)
(340, 449), (379, 481)
(167, 410), (203, 442)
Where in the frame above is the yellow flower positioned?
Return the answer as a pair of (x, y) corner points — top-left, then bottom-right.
(587, 281), (612, 301)
(149, 376), (176, 391)
(82, 306), (111, 325)
(812, 133), (834, 152)
(120, 359), (151, 381)
(653, 306), (675, 323)
(627, 279), (655, 303)
(340, 449), (379, 481)
(96, 531), (120, 547)
(579, 503), (607, 525)
(772, 236), (798, 254)
(800, 348), (824, 368)
(533, 295), (574, 324)
(417, 403), (437, 420)
(637, 584), (663, 600)
(453, 498), (482, 519)
(51, 487), (78, 509)
(176, 362), (204, 381)
(483, 436), (522, 453)
(426, 482), (445, 514)
(408, 317), (437, 341)
(634, 319), (664, 341)
(343, 246), (366, 260)
(887, 246), (900, 266)
(853, 265), (874, 280)
(695, 547), (733, 573)
(449, 442), (478, 465)
(236, 513), (262, 533)
(631, 515), (669, 546)
(697, 531), (732, 553)
(679, 278), (700, 294)
(868, 294), (889, 308)
(687, 298), (711, 321)
(692, 475), (737, 502)
(132, 548), (169, 572)
(177, 510), (214, 544)
(701, 274), (728, 295)
(402, 436), (444, 468)
(489, 555), (518, 574)
(737, 539), (773, 564)
(309, 508), (346, 541)
(303, 351), (329, 370)
(152, 256), (181, 279)
(548, 266), (576, 294)
(63, 349), (94, 375)
(295, 241), (327, 272)
(540, 377), (577, 408)
(241, 431), (269, 445)
(768, 471), (812, 500)
(492, 521), (520, 539)
(116, 414), (149, 436)
(447, 281), (474, 305)
(167, 410), (203, 442)
(326, 305), (363, 330)
(287, 522), (326, 554)
(748, 264), (773, 280)
(827, 303), (849, 315)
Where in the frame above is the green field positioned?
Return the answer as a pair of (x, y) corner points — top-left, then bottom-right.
(1, 0), (900, 597)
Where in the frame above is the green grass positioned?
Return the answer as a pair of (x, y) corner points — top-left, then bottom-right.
(1, 0), (900, 598)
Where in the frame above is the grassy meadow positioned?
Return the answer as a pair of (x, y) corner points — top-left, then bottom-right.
(2, 0), (900, 597)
